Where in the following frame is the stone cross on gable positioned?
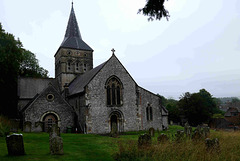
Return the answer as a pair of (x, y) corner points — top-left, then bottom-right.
(111, 48), (115, 55)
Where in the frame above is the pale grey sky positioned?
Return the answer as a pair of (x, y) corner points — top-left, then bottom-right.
(1, 0), (240, 99)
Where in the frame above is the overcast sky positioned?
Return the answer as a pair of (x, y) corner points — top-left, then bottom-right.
(1, 0), (240, 99)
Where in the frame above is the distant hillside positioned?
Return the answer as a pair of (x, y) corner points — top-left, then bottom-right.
(218, 97), (239, 104)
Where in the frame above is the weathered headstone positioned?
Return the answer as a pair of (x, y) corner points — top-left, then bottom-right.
(49, 124), (60, 141)
(138, 133), (151, 147)
(149, 127), (155, 137)
(110, 122), (118, 137)
(205, 138), (220, 152)
(175, 130), (184, 142)
(157, 133), (169, 143)
(192, 130), (202, 140)
(184, 122), (192, 138)
(35, 121), (44, 132)
(23, 121), (32, 132)
(49, 136), (64, 155)
(202, 127), (210, 138)
(6, 134), (25, 156)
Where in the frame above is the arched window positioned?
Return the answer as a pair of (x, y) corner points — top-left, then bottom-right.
(106, 76), (123, 106)
(146, 105), (153, 121)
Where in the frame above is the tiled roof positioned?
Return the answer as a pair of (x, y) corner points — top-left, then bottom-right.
(68, 62), (106, 96)
(60, 4), (93, 51)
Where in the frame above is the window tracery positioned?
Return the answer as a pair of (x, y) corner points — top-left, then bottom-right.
(106, 76), (123, 106)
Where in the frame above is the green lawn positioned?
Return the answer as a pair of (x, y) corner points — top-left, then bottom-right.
(2, 126), (237, 161)
(1, 133), (120, 161)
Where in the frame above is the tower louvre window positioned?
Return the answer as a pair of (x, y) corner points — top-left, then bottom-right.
(76, 62), (79, 71)
(67, 62), (71, 70)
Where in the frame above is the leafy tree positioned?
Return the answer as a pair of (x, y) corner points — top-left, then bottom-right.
(178, 89), (217, 126)
(165, 98), (180, 123)
(138, 0), (170, 21)
(0, 23), (48, 118)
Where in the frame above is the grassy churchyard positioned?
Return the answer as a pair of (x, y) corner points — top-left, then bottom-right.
(1, 126), (240, 161)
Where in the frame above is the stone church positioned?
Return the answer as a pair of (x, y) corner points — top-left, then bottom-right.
(18, 3), (168, 134)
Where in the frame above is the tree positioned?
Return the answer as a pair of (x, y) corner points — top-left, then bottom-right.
(138, 0), (170, 21)
(165, 98), (180, 123)
(178, 89), (217, 126)
(0, 23), (48, 118)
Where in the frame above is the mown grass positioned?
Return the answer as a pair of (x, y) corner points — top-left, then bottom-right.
(1, 126), (240, 161)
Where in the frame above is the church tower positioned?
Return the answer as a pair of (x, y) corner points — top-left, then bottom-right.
(55, 3), (93, 91)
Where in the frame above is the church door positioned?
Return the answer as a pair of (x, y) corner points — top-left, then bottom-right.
(110, 115), (118, 134)
(44, 114), (57, 132)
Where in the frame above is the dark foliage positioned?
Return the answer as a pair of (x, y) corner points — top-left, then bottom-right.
(178, 89), (218, 126)
(138, 0), (170, 21)
(0, 23), (48, 118)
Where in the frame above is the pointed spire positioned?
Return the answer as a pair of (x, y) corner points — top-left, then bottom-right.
(60, 3), (93, 51)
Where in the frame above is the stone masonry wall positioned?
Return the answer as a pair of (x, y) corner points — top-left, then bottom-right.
(138, 87), (163, 131)
(23, 85), (75, 132)
(86, 56), (139, 134)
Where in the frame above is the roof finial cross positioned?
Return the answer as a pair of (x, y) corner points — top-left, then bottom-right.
(111, 48), (115, 55)
(72, 0), (73, 6)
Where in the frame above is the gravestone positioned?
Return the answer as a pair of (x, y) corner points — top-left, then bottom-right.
(184, 122), (192, 138)
(205, 138), (220, 152)
(175, 130), (184, 142)
(49, 136), (64, 155)
(202, 127), (210, 138)
(6, 134), (25, 156)
(35, 121), (44, 132)
(138, 133), (151, 147)
(110, 122), (118, 137)
(157, 133), (169, 143)
(23, 121), (32, 132)
(149, 127), (155, 137)
(49, 124), (60, 141)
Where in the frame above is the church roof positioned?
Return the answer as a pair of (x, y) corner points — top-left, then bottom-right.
(60, 3), (93, 51)
(68, 62), (106, 96)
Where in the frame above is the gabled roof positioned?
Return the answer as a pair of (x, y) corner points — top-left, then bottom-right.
(68, 62), (106, 96)
(20, 82), (72, 113)
(60, 3), (93, 51)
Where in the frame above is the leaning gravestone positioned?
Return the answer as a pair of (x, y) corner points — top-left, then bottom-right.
(157, 133), (169, 143)
(149, 127), (155, 137)
(138, 133), (151, 147)
(49, 136), (64, 155)
(6, 134), (25, 156)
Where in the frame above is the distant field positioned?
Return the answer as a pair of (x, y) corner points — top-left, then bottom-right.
(1, 126), (240, 161)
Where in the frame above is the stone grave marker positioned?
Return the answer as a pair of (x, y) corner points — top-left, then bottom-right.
(6, 134), (25, 156)
(175, 130), (184, 142)
(157, 133), (169, 143)
(202, 127), (210, 138)
(23, 121), (32, 132)
(138, 133), (151, 147)
(205, 138), (220, 152)
(49, 136), (64, 155)
(149, 127), (155, 137)
(49, 124), (60, 141)
(35, 121), (44, 132)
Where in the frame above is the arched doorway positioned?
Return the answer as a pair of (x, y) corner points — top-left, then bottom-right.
(110, 115), (118, 134)
(43, 114), (58, 132)
(109, 110), (124, 133)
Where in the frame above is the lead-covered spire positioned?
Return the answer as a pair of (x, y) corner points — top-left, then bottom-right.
(60, 3), (93, 51)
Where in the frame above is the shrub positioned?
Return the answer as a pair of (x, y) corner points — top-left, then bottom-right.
(0, 115), (12, 137)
